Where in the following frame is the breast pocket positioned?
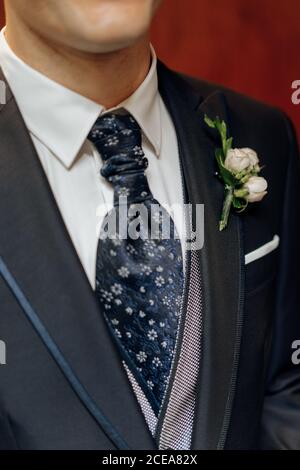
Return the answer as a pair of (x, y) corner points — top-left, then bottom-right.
(245, 235), (280, 296)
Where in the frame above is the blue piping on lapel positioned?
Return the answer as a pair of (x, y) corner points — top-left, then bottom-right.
(0, 256), (130, 450)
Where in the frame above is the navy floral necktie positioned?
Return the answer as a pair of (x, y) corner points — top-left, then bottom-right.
(88, 113), (184, 415)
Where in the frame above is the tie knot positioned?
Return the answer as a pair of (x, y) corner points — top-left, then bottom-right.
(88, 112), (148, 181)
(89, 112), (140, 140)
(88, 112), (150, 204)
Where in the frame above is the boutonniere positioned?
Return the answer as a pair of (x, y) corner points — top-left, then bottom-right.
(204, 115), (268, 231)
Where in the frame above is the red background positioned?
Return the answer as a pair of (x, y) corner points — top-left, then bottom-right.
(0, 1), (299, 139)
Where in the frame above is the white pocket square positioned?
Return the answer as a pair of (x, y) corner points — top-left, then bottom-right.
(245, 235), (280, 265)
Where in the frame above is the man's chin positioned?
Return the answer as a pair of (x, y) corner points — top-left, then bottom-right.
(69, 32), (148, 55)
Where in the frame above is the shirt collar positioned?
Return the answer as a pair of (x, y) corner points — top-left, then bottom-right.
(0, 28), (161, 168)
(116, 46), (161, 157)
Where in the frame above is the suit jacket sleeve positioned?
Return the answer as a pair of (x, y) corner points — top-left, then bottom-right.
(260, 114), (300, 449)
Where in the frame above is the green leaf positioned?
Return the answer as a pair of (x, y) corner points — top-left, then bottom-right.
(225, 137), (233, 155)
(233, 198), (244, 209)
(204, 115), (215, 129)
(204, 114), (233, 159)
(233, 197), (248, 213)
(215, 147), (225, 165)
(214, 120), (227, 154)
(215, 149), (238, 187)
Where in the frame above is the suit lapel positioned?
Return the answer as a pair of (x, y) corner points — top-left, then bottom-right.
(157, 62), (245, 449)
(0, 78), (156, 450)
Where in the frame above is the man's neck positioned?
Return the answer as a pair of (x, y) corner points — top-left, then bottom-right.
(4, 23), (152, 108)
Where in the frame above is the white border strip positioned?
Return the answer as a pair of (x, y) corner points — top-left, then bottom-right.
(245, 235), (280, 265)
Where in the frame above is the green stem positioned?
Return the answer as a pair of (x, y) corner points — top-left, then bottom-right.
(219, 186), (234, 231)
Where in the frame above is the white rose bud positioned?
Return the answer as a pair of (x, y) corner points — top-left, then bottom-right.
(244, 176), (268, 202)
(225, 148), (259, 174)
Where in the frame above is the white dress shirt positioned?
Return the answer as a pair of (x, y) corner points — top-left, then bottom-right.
(0, 30), (184, 289)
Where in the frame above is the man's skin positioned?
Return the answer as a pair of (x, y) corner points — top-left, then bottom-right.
(4, 0), (162, 107)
